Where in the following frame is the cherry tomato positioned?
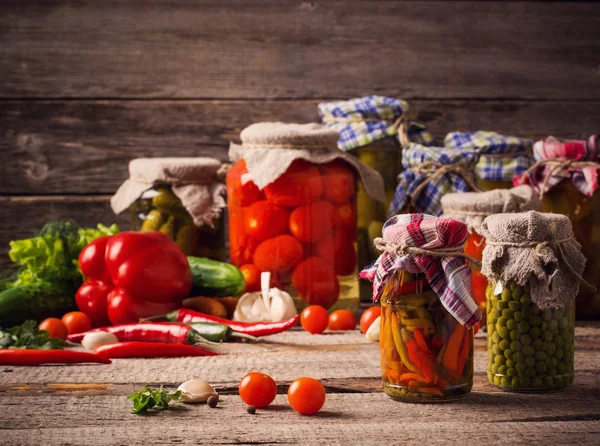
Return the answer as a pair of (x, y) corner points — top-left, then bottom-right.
(289, 200), (335, 243)
(300, 305), (329, 334)
(240, 264), (261, 292)
(287, 377), (326, 415)
(332, 203), (357, 234)
(239, 372), (277, 408)
(316, 230), (356, 276)
(359, 306), (381, 334)
(320, 160), (355, 204)
(244, 201), (290, 242)
(254, 235), (304, 274)
(38, 318), (68, 340)
(464, 232), (486, 262)
(228, 206), (259, 265)
(226, 159), (265, 207)
(328, 309), (357, 331)
(61, 311), (92, 335)
(75, 279), (111, 327)
(264, 160), (323, 207)
(78, 235), (112, 284)
(291, 257), (339, 308)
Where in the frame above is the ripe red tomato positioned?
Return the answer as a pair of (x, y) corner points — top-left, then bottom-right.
(333, 203), (357, 233)
(38, 318), (68, 340)
(78, 235), (112, 284)
(254, 235), (304, 274)
(316, 230), (356, 276)
(320, 160), (356, 204)
(240, 264), (261, 292)
(228, 206), (259, 265)
(239, 372), (277, 408)
(244, 201), (290, 242)
(264, 160), (323, 207)
(359, 306), (381, 334)
(75, 279), (112, 327)
(289, 200), (335, 243)
(226, 159), (265, 207)
(61, 311), (92, 335)
(328, 309), (357, 331)
(287, 377), (326, 415)
(291, 257), (339, 308)
(300, 305), (329, 334)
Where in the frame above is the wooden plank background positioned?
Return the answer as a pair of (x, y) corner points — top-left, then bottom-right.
(1, 0), (600, 268)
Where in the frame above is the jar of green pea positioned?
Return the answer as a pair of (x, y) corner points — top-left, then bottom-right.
(481, 211), (587, 392)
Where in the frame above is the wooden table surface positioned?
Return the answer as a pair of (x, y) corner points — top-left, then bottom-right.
(1, 324), (599, 445)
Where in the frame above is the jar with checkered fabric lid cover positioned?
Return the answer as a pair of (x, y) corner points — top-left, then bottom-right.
(514, 135), (600, 319)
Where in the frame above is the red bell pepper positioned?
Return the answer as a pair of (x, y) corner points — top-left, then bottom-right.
(76, 232), (192, 326)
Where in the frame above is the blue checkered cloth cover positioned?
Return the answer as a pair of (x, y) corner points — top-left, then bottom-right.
(444, 131), (533, 182)
(388, 144), (479, 217)
(318, 96), (433, 151)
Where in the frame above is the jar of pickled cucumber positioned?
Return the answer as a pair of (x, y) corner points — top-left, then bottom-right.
(441, 186), (541, 328)
(111, 157), (227, 260)
(229, 122), (385, 313)
(361, 213), (481, 403)
(481, 211), (587, 392)
(319, 96), (433, 303)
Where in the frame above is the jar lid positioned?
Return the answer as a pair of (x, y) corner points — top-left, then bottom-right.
(481, 211), (588, 310)
(441, 186), (541, 233)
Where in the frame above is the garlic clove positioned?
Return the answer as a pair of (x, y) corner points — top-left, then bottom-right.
(233, 291), (267, 322)
(269, 288), (297, 322)
(177, 379), (219, 404)
(365, 316), (381, 342)
(81, 331), (119, 351)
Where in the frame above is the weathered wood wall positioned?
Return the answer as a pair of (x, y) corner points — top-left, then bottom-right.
(1, 1), (600, 267)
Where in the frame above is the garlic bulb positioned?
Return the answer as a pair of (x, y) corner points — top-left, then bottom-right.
(81, 331), (119, 350)
(178, 379), (218, 403)
(233, 272), (297, 323)
(365, 316), (381, 342)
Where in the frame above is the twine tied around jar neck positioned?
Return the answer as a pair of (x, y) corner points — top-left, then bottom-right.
(486, 237), (596, 291)
(517, 159), (600, 200)
(321, 113), (411, 147)
(373, 237), (481, 266)
(408, 161), (483, 203)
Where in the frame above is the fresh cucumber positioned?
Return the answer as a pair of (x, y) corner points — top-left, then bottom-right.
(0, 281), (78, 327)
(187, 257), (245, 297)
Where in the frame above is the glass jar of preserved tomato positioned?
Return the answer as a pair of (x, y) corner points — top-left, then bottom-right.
(228, 122), (385, 313)
(111, 157), (227, 260)
(361, 213), (481, 403)
(441, 186), (541, 327)
(481, 211), (586, 392)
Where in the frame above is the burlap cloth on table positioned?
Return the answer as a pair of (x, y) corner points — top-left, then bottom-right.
(111, 158), (226, 228)
(229, 122), (386, 203)
(441, 185), (541, 234)
(481, 211), (587, 310)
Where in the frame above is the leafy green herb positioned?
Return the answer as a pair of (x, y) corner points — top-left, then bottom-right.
(0, 320), (67, 350)
(128, 386), (182, 414)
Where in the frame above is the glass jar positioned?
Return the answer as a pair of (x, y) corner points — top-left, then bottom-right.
(380, 270), (474, 402)
(130, 186), (226, 260)
(486, 280), (575, 391)
(354, 137), (403, 303)
(464, 231), (487, 327)
(541, 181), (600, 319)
(227, 158), (359, 313)
(477, 179), (514, 191)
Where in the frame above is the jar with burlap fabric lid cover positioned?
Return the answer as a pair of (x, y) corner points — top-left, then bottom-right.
(228, 122), (385, 314)
(515, 134), (600, 319)
(481, 211), (591, 392)
(319, 96), (433, 303)
(111, 157), (227, 260)
(441, 186), (541, 325)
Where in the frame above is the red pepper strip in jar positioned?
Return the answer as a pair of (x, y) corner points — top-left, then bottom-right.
(0, 349), (111, 366)
(405, 339), (436, 383)
(456, 329), (472, 377)
(94, 342), (219, 359)
(157, 309), (299, 337)
(67, 322), (215, 345)
(442, 323), (465, 377)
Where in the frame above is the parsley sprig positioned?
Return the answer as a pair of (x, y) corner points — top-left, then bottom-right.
(128, 386), (182, 414)
(0, 320), (67, 350)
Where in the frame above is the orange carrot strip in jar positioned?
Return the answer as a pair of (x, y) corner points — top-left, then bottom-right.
(442, 323), (465, 374)
(399, 373), (429, 384)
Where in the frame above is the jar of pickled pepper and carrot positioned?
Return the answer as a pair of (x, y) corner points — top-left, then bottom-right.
(379, 270), (474, 402)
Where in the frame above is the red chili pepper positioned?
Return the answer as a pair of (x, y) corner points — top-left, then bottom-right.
(0, 349), (111, 366)
(67, 322), (210, 345)
(405, 339), (435, 383)
(94, 342), (219, 358)
(160, 309), (299, 337)
(456, 329), (473, 377)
